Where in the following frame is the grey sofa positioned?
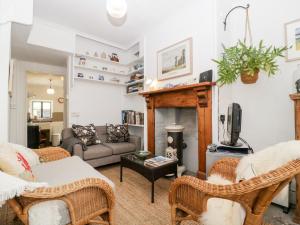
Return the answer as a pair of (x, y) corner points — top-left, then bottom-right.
(62, 125), (141, 168)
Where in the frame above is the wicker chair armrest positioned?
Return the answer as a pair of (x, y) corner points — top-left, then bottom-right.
(170, 160), (300, 205)
(34, 147), (71, 162)
(208, 157), (240, 182)
(22, 178), (115, 208)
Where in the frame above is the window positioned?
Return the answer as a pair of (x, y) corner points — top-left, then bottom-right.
(32, 101), (52, 119)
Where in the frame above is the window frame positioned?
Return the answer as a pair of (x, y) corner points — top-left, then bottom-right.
(31, 100), (53, 119)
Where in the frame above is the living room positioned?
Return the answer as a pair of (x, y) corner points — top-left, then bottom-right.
(1, 0), (300, 225)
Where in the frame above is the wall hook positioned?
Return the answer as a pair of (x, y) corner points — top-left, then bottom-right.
(223, 4), (250, 31)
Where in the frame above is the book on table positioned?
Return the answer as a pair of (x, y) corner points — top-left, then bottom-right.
(144, 156), (175, 167)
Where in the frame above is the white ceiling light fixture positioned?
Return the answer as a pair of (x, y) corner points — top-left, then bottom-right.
(46, 79), (55, 95)
(106, 0), (127, 19)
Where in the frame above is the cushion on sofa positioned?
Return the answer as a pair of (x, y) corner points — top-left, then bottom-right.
(72, 124), (101, 146)
(83, 144), (113, 160)
(32, 156), (114, 188)
(104, 142), (136, 155)
(106, 124), (129, 143)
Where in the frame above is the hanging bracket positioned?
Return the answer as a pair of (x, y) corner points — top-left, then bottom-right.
(223, 4), (250, 31)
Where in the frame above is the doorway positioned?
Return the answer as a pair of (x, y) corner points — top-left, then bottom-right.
(26, 71), (65, 148)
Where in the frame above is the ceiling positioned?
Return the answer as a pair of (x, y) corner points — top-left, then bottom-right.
(12, 0), (188, 66)
(34, 0), (188, 47)
(27, 71), (64, 87)
(11, 23), (69, 67)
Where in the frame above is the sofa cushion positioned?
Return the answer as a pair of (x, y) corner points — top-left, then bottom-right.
(84, 144), (113, 160)
(95, 126), (108, 143)
(104, 142), (136, 155)
(32, 156), (114, 188)
(72, 124), (101, 146)
(106, 124), (129, 143)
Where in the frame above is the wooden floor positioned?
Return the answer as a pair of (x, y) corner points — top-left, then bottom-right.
(99, 164), (198, 225)
(99, 164), (298, 225)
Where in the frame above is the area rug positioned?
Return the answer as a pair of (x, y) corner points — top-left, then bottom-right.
(99, 165), (298, 225)
(3, 164), (297, 225)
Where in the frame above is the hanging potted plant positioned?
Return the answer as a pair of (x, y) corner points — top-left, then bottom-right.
(213, 40), (287, 85)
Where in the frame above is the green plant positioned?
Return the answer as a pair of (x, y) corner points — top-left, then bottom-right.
(213, 40), (287, 85)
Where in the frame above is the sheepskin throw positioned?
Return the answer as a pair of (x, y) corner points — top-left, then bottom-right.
(200, 140), (300, 225)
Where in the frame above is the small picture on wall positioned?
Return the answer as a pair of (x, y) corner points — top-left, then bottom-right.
(157, 38), (193, 80)
(285, 19), (300, 61)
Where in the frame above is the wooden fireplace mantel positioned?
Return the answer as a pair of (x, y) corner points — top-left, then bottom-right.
(141, 82), (215, 178)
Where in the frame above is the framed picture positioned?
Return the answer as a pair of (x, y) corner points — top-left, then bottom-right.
(157, 38), (193, 81)
(285, 19), (300, 61)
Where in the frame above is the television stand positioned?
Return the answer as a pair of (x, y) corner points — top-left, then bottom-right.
(220, 141), (243, 147)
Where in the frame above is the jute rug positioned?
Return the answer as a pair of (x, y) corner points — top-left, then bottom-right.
(1, 164), (297, 225)
(99, 165), (298, 225)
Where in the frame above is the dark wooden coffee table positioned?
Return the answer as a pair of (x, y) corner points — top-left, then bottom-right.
(120, 153), (177, 203)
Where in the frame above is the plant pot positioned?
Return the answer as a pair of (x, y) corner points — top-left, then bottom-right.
(241, 70), (259, 84)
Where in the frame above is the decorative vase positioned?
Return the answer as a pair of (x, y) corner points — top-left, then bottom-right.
(240, 69), (259, 84)
(293, 64), (300, 93)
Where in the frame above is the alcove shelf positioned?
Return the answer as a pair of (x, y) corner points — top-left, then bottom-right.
(74, 77), (126, 86)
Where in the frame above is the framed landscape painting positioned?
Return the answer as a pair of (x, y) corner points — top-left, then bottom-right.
(285, 19), (300, 61)
(157, 38), (193, 81)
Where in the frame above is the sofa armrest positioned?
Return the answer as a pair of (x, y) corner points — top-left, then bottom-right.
(73, 144), (84, 159)
(129, 135), (141, 150)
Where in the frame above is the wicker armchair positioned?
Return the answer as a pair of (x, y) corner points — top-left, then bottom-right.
(7, 147), (115, 225)
(169, 157), (300, 225)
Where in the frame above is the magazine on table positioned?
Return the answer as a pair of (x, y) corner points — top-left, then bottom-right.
(144, 156), (175, 167)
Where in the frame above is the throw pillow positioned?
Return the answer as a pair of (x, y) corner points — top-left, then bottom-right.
(8, 143), (40, 167)
(0, 143), (35, 181)
(106, 124), (129, 143)
(72, 124), (101, 146)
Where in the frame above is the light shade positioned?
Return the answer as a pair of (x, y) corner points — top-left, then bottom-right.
(106, 0), (127, 19)
(47, 88), (55, 95)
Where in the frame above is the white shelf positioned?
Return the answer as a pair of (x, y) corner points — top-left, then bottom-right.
(127, 124), (144, 127)
(75, 53), (144, 67)
(124, 91), (143, 96)
(128, 68), (144, 76)
(74, 65), (129, 76)
(74, 77), (126, 86)
(125, 79), (144, 86)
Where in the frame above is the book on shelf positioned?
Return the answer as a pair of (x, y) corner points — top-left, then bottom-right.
(144, 156), (175, 167)
(121, 110), (144, 125)
(127, 82), (143, 94)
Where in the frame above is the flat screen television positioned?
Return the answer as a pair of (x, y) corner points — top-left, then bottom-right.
(223, 103), (242, 146)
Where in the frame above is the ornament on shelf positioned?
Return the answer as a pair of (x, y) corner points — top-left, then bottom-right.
(77, 73), (84, 78)
(98, 75), (104, 81)
(79, 57), (86, 65)
(101, 52), (107, 59)
(109, 53), (119, 62)
(94, 52), (99, 57)
(102, 67), (108, 71)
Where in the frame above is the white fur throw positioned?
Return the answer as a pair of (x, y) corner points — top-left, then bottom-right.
(200, 140), (300, 225)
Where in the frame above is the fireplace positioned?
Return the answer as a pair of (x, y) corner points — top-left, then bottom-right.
(141, 82), (215, 178)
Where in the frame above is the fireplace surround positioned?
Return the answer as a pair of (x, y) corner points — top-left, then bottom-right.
(141, 82), (215, 178)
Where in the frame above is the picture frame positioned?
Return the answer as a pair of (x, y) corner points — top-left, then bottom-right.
(157, 38), (193, 81)
(285, 19), (300, 62)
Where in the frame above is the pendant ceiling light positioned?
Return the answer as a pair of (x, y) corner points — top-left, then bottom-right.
(46, 79), (55, 95)
(106, 0), (127, 19)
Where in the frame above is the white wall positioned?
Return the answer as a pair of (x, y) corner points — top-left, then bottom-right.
(9, 60), (66, 145)
(143, 0), (218, 149)
(27, 18), (76, 53)
(217, 0), (300, 151)
(0, 22), (11, 142)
